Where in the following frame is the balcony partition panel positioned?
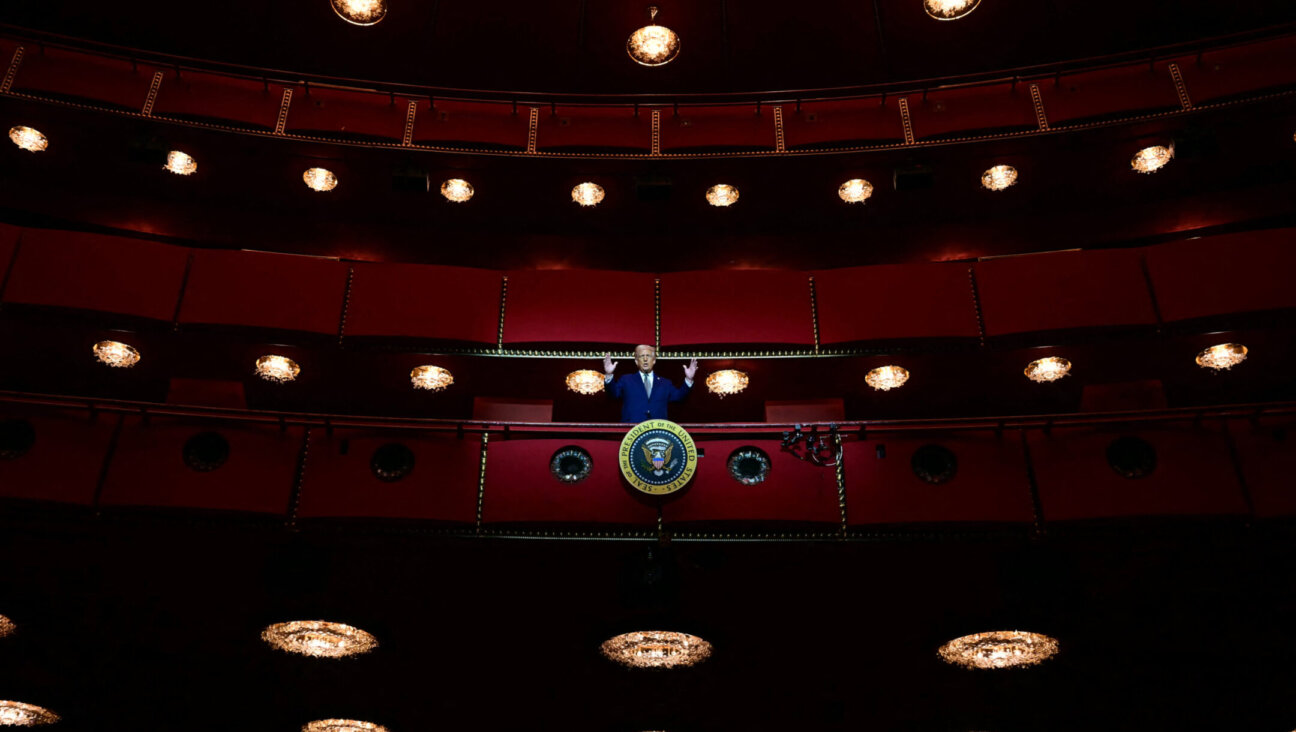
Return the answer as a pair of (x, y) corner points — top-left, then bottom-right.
(659, 270), (813, 347)
(345, 262), (501, 344)
(658, 105), (775, 153)
(908, 83), (1037, 139)
(0, 406), (115, 506)
(283, 86), (407, 142)
(10, 46), (155, 111)
(536, 105), (651, 153)
(1145, 228), (1296, 323)
(502, 270), (654, 346)
(1033, 64), (1181, 125)
(1228, 416), (1296, 518)
(151, 72), (289, 130)
(411, 99), (528, 150)
(814, 263), (979, 345)
(783, 98), (905, 149)
(177, 249), (349, 335)
(660, 439), (839, 525)
(1174, 35), (1296, 104)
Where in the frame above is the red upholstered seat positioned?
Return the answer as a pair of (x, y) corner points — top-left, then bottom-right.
(0, 407), (116, 506)
(844, 432), (1035, 526)
(10, 46), (154, 111)
(659, 270), (814, 346)
(296, 429), (480, 523)
(345, 262), (501, 343)
(1145, 229), (1296, 322)
(536, 105), (651, 153)
(659, 104), (775, 153)
(974, 249), (1157, 336)
(482, 438), (656, 525)
(177, 250), (348, 335)
(908, 83), (1037, 139)
(2, 228), (189, 321)
(784, 98), (905, 149)
(284, 86), (406, 141)
(151, 72), (287, 130)
(411, 99), (528, 150)
(1033, 64), (1180, 125)
(502, 270), (654, 345)
(814, 263), (979, 344)
(661, 439), (840, 524)
(98, 416), (300, 514)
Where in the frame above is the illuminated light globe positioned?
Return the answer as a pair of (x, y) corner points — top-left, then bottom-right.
(164, 150), (197, 175)
(924, 0), (981, 20)
(705, 369), (749, 397)
(838, 178), (873, 204)
(600, 630), (712, 669)
(255, 355), (301, 383)
(1024, 356), (1071, 383)
(0, 615), (14, 639)
(626, 7), (680, 67)
(572, 182), (605, 207)
(865, 365), (909, 391)
(8, 126), (48, 152)
(303, 720), (390, 732)
(330, 0), (387, 25)
(440, 178), (474, 203)
(705, 184), (740, 207)
(0, 701), (59, 727)
(1196, 343), (1248, 371)
(303, 167), (339, 192)
(566, 369), (605, 395)
(1131, 144), (1173, 174)
(981, 164), (1018, 191)
(938, 630), (1060, 669)
(262, 620), (378, 658)
(410, 365), (454, 391)
(93, 340), (141, 368)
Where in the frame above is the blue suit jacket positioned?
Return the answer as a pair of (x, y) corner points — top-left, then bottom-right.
(608, 371), (691, 423)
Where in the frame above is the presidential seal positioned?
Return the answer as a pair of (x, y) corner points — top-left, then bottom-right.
(618, 419), (698, 496)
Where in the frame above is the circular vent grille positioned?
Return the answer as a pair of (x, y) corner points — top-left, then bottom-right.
(550, 447), (593, 484)
(911, 444), (957, 484)
(371, 443), (416, 482)
(727, 447), (771, 485)
(1107, 436), (1156, 479)
(182, 431), (230, 472)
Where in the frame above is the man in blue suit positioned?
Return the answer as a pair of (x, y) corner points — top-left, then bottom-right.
(603, 345), (698, 423)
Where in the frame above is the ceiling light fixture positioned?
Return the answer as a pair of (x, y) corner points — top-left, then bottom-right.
(0, 616), (13, 639)
(303, 720), (390, 732)
(924, 0), (981, 20)
(255, 355), (300, 383)
(1131, 144), (1173, 174)
(262, 620), (378, 658)
(440, 178), (474, 202)
(93, 340), (141, 368)
(303, 167), (339, 192)
(164, 150), (197, 175)
(566, 369), (605, 395)
(7, 126), (48, 152)
(330, 0), (388, 25)
(705, 184), (740, 207)
(705, 369), (749, 397)
(572, 182), (605, 207)
(410, 364), (454, 391)
(938, 630), (1060, 669)
(601, 630), (712, 669)
(838, 178), (873, 204)
(865, 365), (909, 391)
(626, 6), (680, 67)
(981, 164), (1017, 191)
(0, 701), (59, 727)
(1196, 343), (1248, 371)
(1024, 356), (1071, 383)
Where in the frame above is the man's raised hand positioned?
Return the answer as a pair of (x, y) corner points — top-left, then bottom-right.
(683, 358), (698, 381)
(603, 353), (617, 376)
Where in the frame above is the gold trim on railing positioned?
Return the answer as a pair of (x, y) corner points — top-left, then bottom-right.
(1029, 83), (1050, 130)
(898, 97), (915, 144)
(141, 71), (164, 116)
(1169, 62), (1194, 110)
(274, 88), (293, 135)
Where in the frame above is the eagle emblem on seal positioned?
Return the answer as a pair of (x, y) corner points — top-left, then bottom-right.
(641, 437), (677, 477)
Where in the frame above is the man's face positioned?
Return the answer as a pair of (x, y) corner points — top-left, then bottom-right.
(634, 346), (657, 373)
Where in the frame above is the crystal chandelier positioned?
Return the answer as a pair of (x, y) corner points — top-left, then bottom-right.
(705, 369), (749, 397)
(705, 184), (740, 207)
(1131, 144), (1173, 174)
(410, 364), (454, 391)
(981, 164), (1017, 191)
(255, 355), (301, 383)
(331, 0), (387, 25)
(0, 701), (59, 727)
(93, 340), (141, 368)
(164, 150), (197, 175)
(924, 0), (981, 20)
(600, 630), (713, 669)
(565, 369), (605, 395)
(440, 178), (474, 202)
(1024, 356), (1071, 383)
(865, 365), (909, 391)
(303, 167), (339, 191)
(938, 630), (1060, 669)
(262, 620), (378, 658)
(1195, 343), (1248, 371)
(838, 178), (873, 204)
(8, 126), (48, 152)
(626, 7), (680, 67)
(572, 182), (605, 207)
(304, 720), (390, 732)
(0, 615), (13, 639)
